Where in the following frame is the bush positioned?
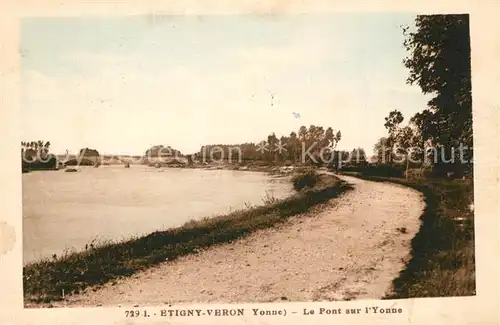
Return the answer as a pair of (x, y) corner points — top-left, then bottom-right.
(292, 170), (319, 191)
(65, 158), (96, 166)
(22, 155), (58, 171)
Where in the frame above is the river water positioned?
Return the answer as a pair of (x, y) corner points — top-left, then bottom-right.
(22, 166), (293, 264)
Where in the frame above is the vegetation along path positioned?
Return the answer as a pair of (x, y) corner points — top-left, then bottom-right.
(54, 174), (425, 306)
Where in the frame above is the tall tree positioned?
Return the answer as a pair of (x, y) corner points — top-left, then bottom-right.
(384, 110), (404, 134)
(289, 131), (299, 163)
(350, 148), (367, 164)
(373, 137), (390, 163)
(395, 126), (421, 178)
(403, 14), (472, 174)
(298, 126), (308, 142)
(384, 110), (404, 163)
(267, 133), (278, 162)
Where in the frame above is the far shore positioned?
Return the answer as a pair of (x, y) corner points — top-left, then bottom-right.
(27, 157), (314, 177)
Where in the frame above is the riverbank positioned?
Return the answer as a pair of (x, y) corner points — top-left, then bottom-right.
(159, 162), (304, 176)
(37, 174), (424, 307)
(24, 172), (352, 305)
(55, 159), (315, 176)
(339, 172), (475, 298)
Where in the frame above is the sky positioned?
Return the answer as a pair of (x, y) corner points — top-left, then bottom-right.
(21, 13), (433, 156)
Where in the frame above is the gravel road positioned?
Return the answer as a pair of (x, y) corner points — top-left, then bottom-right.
(53, 174), (424, 307)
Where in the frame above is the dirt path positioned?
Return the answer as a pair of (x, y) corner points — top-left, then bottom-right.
(54, 174), (424, 307)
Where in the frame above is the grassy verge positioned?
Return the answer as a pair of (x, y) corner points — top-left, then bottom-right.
(342, 172), (475, 298)
(24, 172), (352, 304)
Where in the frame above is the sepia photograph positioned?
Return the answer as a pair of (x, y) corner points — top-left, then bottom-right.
(18, 11), (478, 311)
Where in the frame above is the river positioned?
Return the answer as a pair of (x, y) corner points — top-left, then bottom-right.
(22, 166), (293, 264)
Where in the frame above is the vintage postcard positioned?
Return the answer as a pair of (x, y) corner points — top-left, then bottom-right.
(0, 1), (499, 325)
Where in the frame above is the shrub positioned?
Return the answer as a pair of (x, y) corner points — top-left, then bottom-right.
(292, 170), (319, 191)
(65, 158), (95, 166)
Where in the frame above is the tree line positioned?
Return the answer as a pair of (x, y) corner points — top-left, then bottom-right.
(21, 140), (57, 171)
(21, 141), (51, 159)
(193, 126), (368, 167)
(192, 125), (344, 165)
